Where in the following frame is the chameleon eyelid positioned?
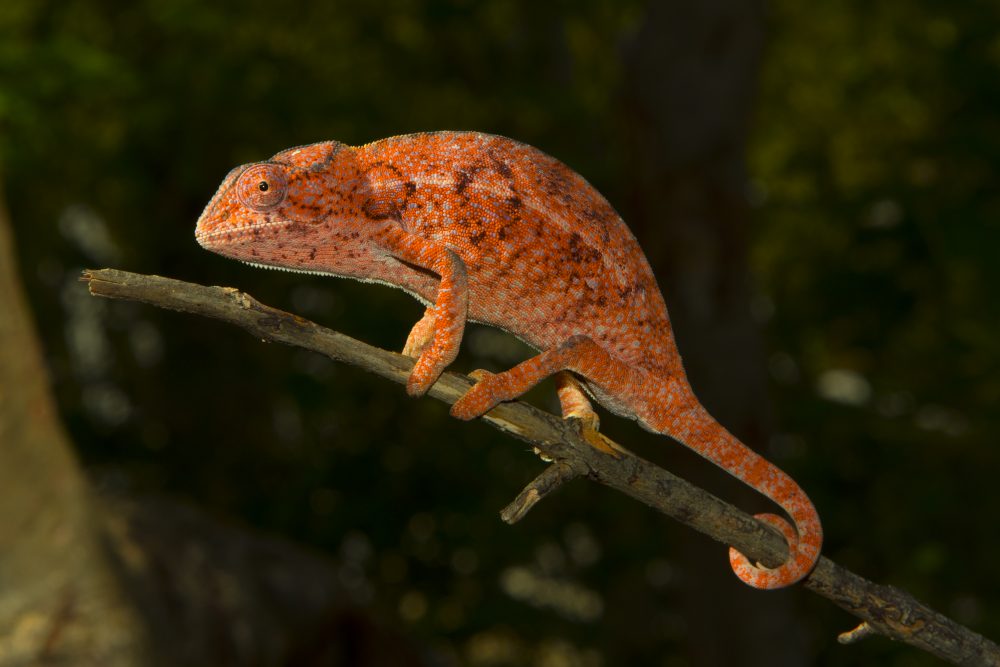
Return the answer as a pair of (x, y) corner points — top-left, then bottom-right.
(236, 164), (287, 210)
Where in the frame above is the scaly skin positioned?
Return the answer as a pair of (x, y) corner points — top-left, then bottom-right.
(195, 132), (822, 588)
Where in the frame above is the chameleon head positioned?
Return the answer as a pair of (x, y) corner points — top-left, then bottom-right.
(195, 141), (353, 268)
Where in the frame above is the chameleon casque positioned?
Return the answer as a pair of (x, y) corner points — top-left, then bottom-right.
(195, 131), (822, 589)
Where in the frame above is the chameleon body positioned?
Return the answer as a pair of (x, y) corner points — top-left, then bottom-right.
(195, 131), (822, 589)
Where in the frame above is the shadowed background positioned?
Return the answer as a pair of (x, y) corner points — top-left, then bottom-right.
(1, 1), (998, 665)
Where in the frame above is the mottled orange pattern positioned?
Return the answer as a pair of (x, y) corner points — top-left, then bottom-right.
(196, 131), (822, 589)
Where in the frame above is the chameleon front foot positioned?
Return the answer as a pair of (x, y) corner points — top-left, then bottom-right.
(406, 352), (449, 397)
(402, 308), (436, 358)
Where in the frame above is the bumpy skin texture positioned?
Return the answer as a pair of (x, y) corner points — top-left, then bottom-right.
(195, 132), (822, 589)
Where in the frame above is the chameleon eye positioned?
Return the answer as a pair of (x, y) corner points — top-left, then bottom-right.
(236, 163), (287, 210)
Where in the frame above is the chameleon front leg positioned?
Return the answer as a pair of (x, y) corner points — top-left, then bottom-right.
(374, 225), (469, 397)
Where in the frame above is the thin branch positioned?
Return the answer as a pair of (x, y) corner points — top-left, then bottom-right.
(500, 458), (585, 525)
(839, 622), (876, 645)
(83, 268), (1000, 667)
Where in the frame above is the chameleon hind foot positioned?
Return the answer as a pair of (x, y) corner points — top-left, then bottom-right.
(556, 372), (622, 458)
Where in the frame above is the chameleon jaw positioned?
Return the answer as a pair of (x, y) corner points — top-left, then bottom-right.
(194, 218), (293, 250)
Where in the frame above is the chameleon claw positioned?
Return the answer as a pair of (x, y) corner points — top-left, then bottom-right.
(406, 374), (433, 397)
(450, 369), (506, 420)
(403, 308), (436, 358)
(406, 350), (447, 397)
(569, 413), (624, 458)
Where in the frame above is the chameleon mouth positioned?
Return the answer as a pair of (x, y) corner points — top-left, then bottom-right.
(194, 219), (292, 249)
(239, 260), (335, 277)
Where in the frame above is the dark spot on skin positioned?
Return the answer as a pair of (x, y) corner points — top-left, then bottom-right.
(404, 181), (417, 196)
(362, 198), (401, 221)
(308, 247), (317, 260)
(498, 225), (509, 241)
(506, 196), (522, 209)
(617, 284), (641, 301)
(580, 207), (612, 243)
(469, 230), (486, 246)
(365, 161), (404, 179)
(455, 170), (472, 194)
(567, 232), (599, 264)
(487, 150), (513, 178)
(504, 242), (529, 268)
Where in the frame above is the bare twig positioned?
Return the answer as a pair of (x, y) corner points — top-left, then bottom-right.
(83, 268), (1000, 667)
(839, 622), (876, 645)
(500, 458), (585, 524)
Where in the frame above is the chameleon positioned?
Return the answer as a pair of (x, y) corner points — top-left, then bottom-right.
(194, 131), (822, 589)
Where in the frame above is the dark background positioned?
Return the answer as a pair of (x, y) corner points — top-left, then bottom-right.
(2, 1), (998, 665)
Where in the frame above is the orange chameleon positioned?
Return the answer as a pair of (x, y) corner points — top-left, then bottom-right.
(195, 131), (822, 589)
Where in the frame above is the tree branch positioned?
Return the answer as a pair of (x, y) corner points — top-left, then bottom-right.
(83, 268), (1000, 667)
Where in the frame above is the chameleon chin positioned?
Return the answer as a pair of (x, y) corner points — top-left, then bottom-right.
(195, 131), (821, 589)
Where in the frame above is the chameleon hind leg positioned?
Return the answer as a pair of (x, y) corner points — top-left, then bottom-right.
(451, 335), (637, 457)
(451, 335), (633, 419)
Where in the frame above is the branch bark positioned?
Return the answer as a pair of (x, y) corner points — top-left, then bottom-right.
(83, 268), (1000, 667)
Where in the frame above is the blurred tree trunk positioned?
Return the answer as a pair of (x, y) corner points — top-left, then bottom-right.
(0, 177), (152, 663)
(0, 178), (427, 666)
(620, 2), (808, 665)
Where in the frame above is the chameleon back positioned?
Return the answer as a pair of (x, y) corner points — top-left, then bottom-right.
(357, 132), (682, 380)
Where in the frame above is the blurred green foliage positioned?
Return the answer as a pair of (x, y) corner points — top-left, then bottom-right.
(754, 0), (1000, 622)
(2, 1), (998, 665)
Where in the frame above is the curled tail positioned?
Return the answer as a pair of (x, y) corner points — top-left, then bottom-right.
(725, 467), (822, 589)
(666, 399), (822, 589)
